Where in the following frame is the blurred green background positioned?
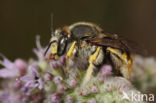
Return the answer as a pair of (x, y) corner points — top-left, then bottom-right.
(0, 0), (156, 60)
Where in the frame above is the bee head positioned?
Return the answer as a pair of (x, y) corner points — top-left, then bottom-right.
(44, 29), (69, 60)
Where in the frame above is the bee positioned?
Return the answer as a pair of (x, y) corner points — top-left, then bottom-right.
(45, 22), (143, 83)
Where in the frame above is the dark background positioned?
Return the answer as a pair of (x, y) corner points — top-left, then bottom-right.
(0, 0), (156, 60)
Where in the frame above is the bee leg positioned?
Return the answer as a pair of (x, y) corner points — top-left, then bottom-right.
(107, 47), (133, 79)
(64, 41), (77, 75)
(83, 46), (101, 84)
(66, 41), (77, 60)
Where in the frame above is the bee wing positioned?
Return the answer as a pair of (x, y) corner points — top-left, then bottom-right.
(89, 38), (125, 50)
(88, 33), (147, 55)
(118, 38), (147, 55)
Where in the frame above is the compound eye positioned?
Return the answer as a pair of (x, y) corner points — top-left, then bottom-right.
(57, 36), (67, 56)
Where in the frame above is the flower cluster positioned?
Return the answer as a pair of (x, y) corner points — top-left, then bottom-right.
(132, 55), (156, 92)
(0, 36), (155, 103)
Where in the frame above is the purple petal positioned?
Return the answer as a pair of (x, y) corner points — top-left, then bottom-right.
(21, 86), (33, 95)
(33, 49), (43, 60)
(33, 36), (45, 60)
(29, 66), (39, 77)
(24, 81), (35, 88)
(20, 75), (34, 82)
(0, 90), (19, 103)
(7, 93), (18, 103)
(3, 57), (12, 67)
(36, 35), (43, 50)
(0, 68), (19, 78)
(38, 78), (43, 89)
(3, 58), (17, 70)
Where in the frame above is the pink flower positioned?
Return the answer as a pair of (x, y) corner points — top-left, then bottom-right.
(100, 65), (112, 76)
(91, 86), (98, 93)
(0, 55), (27, 78)
(20, 66), (43, 90)
(44, 73), (53, 81)
(68, 79), (77, 87)
(50, 93), (63, 103)
(15, 59), (27, 76)
(88, 98), (96, 103)
(33, 36), (46, 61)
(53, 76), (63, 84)
(0, 89), (22, 103)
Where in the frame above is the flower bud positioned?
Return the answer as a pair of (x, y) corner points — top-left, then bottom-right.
(15, 59), (27, 75)
(101, 65), (112, 76)
(53, 76), (62, 84)
(88, 98), (96, 103)
(91, 86), (98, 93)
(44, 73), (53, 81)
(69, 79), (77, 87)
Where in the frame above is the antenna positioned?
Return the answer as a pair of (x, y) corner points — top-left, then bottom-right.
(51, 13), (54, 35)
(44, 40), (56, 56)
